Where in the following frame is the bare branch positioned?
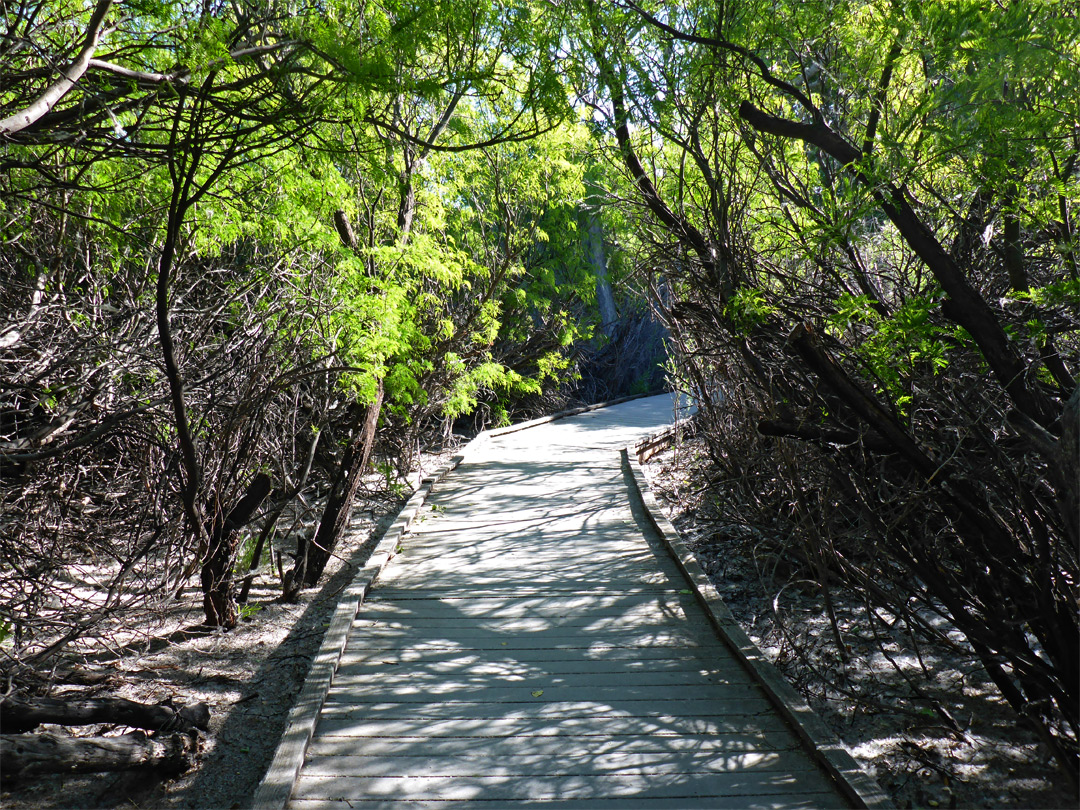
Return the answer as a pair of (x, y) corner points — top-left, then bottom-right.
(0, 0), (114, 135)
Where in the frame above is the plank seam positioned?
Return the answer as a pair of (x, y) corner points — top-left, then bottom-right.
(249, 453), (464, 810)
(622, 448), (895, 810)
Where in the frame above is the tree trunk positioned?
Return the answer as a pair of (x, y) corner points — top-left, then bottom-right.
(1, 695), (209, 735)
(239, 432), (320, 604)
(200, 473), (272, 628)
(1, 731), (196, 778)
(290, 380), (383, 594)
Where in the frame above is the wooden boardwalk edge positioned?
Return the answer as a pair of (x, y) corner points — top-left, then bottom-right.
(250, 453), (465, 810)
(622, 449), (895, 810)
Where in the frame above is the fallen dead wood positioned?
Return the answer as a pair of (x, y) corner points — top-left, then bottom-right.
(0, 695), (209, 735)
(2, 664), (116, 691)
(0, 730), (196, 778)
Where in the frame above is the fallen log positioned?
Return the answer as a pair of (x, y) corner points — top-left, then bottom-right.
(0, 695), (209, 735)
(3, 665), (116, 691)
(0, 730), (196, 778)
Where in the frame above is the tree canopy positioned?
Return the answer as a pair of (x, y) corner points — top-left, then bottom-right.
(2, 0), (1077, 785)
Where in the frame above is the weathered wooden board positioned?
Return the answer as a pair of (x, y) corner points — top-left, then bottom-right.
(310, 713), (797, 739)
(291, 768), (841, 801)
(288, 797), (843, 810)
(300, 749), (824, 778)
(306, 732), (804, 758)
(358, 591), (701, 616)
(345, 624), (722, 646)
(336, 649), (727, 671)
(351, 609), (715, 629)
(370, 584), (679, 599)
(329, 667), (749, 688)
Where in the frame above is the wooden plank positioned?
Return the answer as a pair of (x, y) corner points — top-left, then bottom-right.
(352, 611), (699, 628)
(291, 768), (840, 801)
(311, 713), (795, 739)
(349, 613), (712, 639)
(301, 749), (821, 778)
(405, 509), (638, 534)
(289, 795), (843, 810)
(394, 543), (667, 563)
(360, 591), (700, 616)
(347, 613), (719, 637)
(348, 618), (719, 640)
(330, 666), (749, 688)
(321, 686), (766, 706)
(317, 696), (777, 719)
(377, 565), (681, 584)
(342, 635), (727, 652)
(306, 732), (803, 758)
(382, 541), (667, 560)
(322, 695), (776, 718)
(388, 559), (679, 577)
(338, 645), (728, 665)
(371, 573), (676, 590)
(382, 551), (674, 571)
(370, 585), (677, 598)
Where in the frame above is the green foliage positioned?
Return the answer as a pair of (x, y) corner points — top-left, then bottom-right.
(1008, 280), (1080, 309)
(725, 288), (776, 334)
(235, 531), (264, 574)
(835, 293), (956, 408)
(375, 461), (408, 497)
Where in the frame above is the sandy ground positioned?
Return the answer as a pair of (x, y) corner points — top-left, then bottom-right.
(2, 435), (1075, 810)
(0, 454), (451, 810)
(641, 439), (1076, 810)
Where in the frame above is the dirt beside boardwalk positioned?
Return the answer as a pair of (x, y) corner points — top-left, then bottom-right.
(2, 437), (1074, 810)
(0, 459), (440, 810)
(642, 439), (1075, 810)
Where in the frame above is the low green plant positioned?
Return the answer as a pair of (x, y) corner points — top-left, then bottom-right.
(375, 461), (407, 497)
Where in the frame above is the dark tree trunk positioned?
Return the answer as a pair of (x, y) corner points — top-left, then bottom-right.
(239, 432), (320, 604)
(200, 473), (272, 628)
(288, 380), (383, 595)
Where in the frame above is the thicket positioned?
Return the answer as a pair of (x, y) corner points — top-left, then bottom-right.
(1, 0), (1076, 789)
(0, 0), (622, 663)
(569, 0), (1078, 781)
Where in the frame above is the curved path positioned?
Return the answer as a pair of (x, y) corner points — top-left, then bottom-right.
(261, 395), (883, 809)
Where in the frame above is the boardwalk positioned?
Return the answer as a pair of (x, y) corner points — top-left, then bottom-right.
(263, 395), (880, 809)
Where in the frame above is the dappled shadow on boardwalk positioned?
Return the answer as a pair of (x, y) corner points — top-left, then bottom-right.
(290, 398), (850, 809)
(297, 587), (845, 809)
(384, 456), (682, 593)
